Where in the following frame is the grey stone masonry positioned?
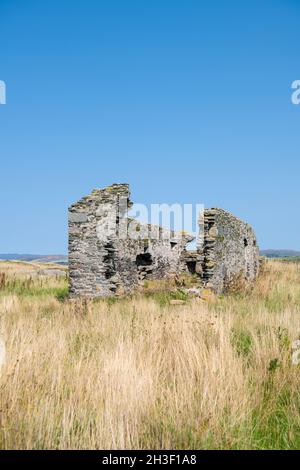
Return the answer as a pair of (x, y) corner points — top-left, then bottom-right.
(68, 185), (260, 298)
(202, 208), (259, 293)
(68, 184), (194, 298)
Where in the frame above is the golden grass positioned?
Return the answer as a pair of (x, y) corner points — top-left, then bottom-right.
(1, 260), (300, 449)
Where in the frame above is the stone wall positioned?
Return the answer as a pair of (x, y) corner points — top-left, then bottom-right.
(68, 184), (193, 298)
(202, 208), (260, 293)
(69, 185), (260, 298)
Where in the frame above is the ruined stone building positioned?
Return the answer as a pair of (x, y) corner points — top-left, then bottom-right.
(68, 184), (259, 297)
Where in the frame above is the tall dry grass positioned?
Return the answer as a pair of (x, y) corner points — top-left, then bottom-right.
(1, 260), (300, 449)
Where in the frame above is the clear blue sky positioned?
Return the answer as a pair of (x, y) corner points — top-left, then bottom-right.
(0, 0), (299, 254)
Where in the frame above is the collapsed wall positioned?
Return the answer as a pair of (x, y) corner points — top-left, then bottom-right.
(202, 208), (260, 293)
(68, 184), (193, 298)
(68, 184), (260, 298)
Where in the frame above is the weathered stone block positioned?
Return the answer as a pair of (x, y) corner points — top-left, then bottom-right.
(68, 212), (88, 223)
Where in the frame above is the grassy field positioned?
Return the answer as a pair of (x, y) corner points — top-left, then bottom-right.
(1, 259), (300, 449)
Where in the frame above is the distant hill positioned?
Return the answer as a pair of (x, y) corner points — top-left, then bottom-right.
(0, 254), (68, 265)
(1, 250), (299, 263)
(260, 250), (300, 258)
